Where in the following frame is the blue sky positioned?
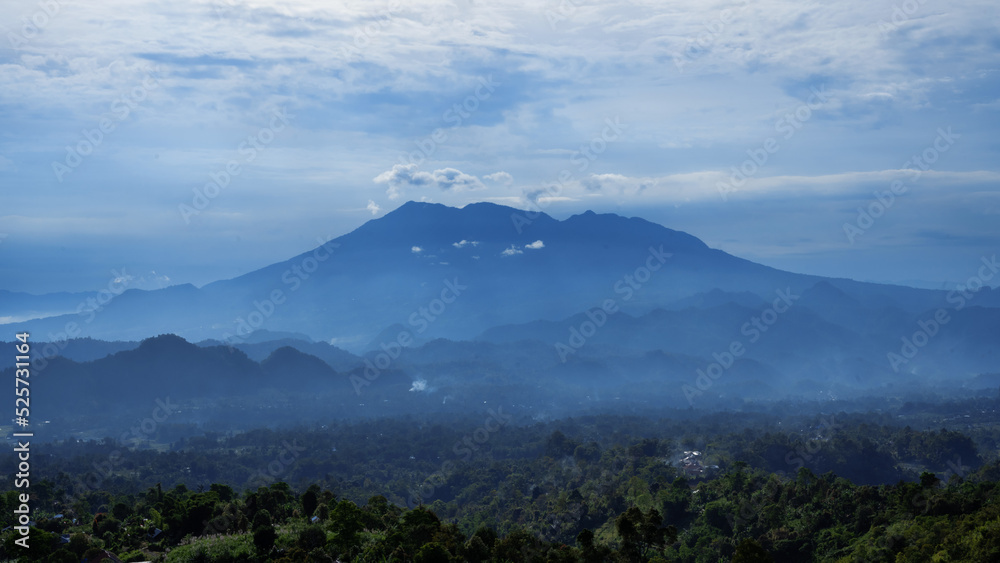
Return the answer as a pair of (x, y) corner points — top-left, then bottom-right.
(1, 0), (998, 293)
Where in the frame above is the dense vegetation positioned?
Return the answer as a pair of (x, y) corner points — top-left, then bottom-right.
(2, 406), (999, 562)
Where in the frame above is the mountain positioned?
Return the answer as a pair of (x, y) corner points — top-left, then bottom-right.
(5, 201), (999, 355)
(0, 289), (94, 322)
(11, 334), (403, 428)
(5, 201), (999, 432)
(198, 337), (363, 372)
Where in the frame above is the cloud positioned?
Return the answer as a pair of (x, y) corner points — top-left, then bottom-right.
(409, 379), (427, 392)
(411, 246), (423, 253)
(484, 171), (513, 186)
(500, 240), (543, 256)
(538, 170), (1000, 206)
(582, 174), (653, 196)
(433, 168), (487, 191)
(452, 239), (479, 248)
(3, 0), (999, 292)
(366, 200), (382, 215)
(374, 164), (486, 200)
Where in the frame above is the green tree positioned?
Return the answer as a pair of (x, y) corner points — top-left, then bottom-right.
(302, 484), (321, 517)
(252, 509), (277, 555)
(732, 538), (775, 562)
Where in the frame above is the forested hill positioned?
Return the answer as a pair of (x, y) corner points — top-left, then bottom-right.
(3, 409), (999, 562)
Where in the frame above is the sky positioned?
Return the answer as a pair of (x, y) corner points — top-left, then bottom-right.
(1, 0), (998, 294)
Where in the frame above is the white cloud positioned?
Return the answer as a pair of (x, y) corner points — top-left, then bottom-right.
(529, 169), (1000, 207)
(3, 0), (998, 292)
(583, 174), (654, 196)
(452, 239), (479, 248)
(366, 200), (382, 215)
(484, 171), (513, 186)
(409, 379), (427, 392)
(411, 246), (423, 253)
(374, 164), (486, 200)
(525, 240), (544, 249)
(501, 245), (523, 256)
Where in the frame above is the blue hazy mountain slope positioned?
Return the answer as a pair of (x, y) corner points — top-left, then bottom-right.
(4, 202), (998, 351)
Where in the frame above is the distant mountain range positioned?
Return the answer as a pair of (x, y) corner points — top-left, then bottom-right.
(4, 201), (999, 422)
(8, 201), (998, 348)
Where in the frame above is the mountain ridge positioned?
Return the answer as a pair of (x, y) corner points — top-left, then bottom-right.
(4, 201), (997, 351)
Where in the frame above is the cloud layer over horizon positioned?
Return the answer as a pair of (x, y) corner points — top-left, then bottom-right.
(1, 0), (998, 292)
